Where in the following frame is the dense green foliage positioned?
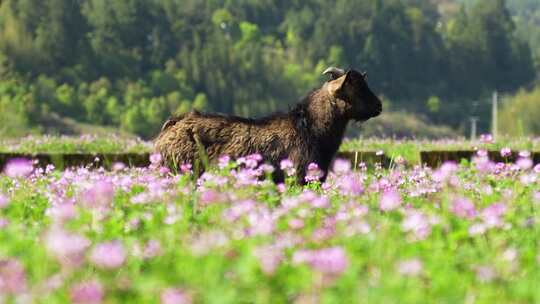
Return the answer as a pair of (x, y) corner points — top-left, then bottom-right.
(0, 0), (537, 138)
(500, 86), (540, 137)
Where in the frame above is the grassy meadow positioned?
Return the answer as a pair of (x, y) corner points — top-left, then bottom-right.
(0, 136), (539, 303)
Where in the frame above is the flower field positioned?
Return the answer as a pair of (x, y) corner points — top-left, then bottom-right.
(1, 144), (540, 303)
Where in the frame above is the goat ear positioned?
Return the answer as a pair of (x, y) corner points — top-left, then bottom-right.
(326, 73), (348, 96)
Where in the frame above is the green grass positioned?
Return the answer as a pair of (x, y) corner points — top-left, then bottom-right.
(0, 135), (152, 154)
(2, 135), (540, 166)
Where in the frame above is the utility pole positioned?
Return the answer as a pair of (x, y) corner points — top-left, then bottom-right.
(470, 117), (478, 141)
(491, 91), (498, 140)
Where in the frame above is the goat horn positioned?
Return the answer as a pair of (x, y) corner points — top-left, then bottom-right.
(322, 67), (345, 80)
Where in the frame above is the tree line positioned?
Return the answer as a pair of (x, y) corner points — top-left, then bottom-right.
(0, 0), (536, 138)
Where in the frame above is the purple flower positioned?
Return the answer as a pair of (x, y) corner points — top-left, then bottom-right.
(3, 158), (34, 178)
(70, 280), (104, 304)
(500, 147), (512, 158)
(0, 258), (27, 294)
(379, 190), (402, 211)
(293, 247), (348, 275)
(534, 164), (540, 173)
(450, 197), (477, 219)
(90, 241), (126, 269)
(397, 258), (423, 276)
(161, 288), (192, 304)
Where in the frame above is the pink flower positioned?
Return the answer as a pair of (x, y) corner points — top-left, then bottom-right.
(47, 203), (77, 223)
(500, 147), (512, 158)
(474, 265), (496, 282)
(305, 163), (323, 183)
(218, 155), (231, 169)
(337, 174), (364, 196)
(293, 247), (348, 275)
(432, 161), (458, 182)
(474, 156), (494, 173)
(397, 258), (423, 276)
(161, 288), (192, 304)
(379, 190), (402, 211)
(199, 189), (226, 206)
(80, 180), (115, 210)
(450, 197), (477, 219)
(90, 241), (126, 269)
(516, 157), (533, 170)
(311, 195), (330, 208)
(280, 159), (296, 177)
(468, 223), (487, 236)
(150, 153), (162, 165)
(3, 158), (34, 178)
(70, 280), (104, 304)
(480, 134), (493, 143)
(180, 163), (192, 173)
(332, 159), (351, 174)
(0, 258), (27, 294)
(254, 245), (284, 275)
(45, 229), (91, 267)
(288, 218), (305, 230)
(401, 210), (431, 240)
(142, 240), (163, 259)
(480, 203), (507, 228)
(534, 164), (540, 173)
(519, 150), (531, 158)
(476, 149), (488, 157)
(0, 217), (9, 229)
(112, 162), (126, 171)
(0, 193), (9, 209)
(534, 192), (540, 202)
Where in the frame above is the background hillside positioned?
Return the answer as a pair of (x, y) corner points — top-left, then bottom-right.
(0, 0), (538, 139)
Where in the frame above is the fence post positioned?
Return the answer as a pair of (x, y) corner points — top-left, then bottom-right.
(491, 91), (498, 140)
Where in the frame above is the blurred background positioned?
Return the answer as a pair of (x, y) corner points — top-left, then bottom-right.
(0, 0), (538, 140)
